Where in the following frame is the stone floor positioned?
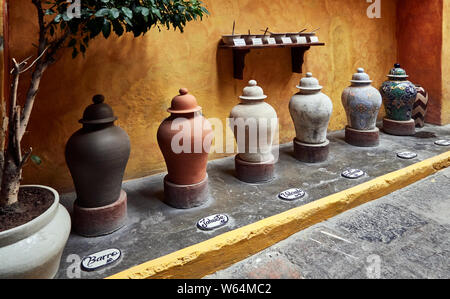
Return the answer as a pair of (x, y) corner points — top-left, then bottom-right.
(55, 124), (450, 279)
(206, 166), (450, 279)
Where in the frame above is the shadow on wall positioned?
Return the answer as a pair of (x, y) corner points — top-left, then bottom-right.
(21, 35), (156, 192)
(216, 44), (297, 147)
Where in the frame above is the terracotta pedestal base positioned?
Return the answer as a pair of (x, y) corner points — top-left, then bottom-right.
(294, 138), (329, 163)
(235, 155), (275, 184)
(383, 118), (415, 136)
(345, 126), (380, 147)
(164, 175), (209, 209)
(73, 190), (127, 237)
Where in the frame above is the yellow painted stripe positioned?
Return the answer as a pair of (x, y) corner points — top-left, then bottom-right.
(107, 151), (450, 279)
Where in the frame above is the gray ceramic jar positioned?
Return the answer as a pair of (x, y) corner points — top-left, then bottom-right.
(341, 68), (382, 130)
(289, 72), (333, 144)
(65, 95), (130, 209)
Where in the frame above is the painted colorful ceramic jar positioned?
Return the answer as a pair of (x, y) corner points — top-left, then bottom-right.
(380, 64), (417, 121)
(342, 68), (382, 130)
(289, 72), (332, 144)
(412, 85), (429, 128)
(157, 88), (213, 186)
(230, 80), (278, 163)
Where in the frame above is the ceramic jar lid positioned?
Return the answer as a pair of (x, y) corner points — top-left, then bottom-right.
(350, 68), (372, 84)
(240, 80), (267, 100)
(168, 88), (202, 114)
(296, 72), (322, 91)
(79, 95), (118, 124)
(387, 63), (408, 79)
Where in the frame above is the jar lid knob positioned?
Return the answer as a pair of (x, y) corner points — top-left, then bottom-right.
(179, 88), (189, 95)
(357, 68), (365, 73)
(93, 94), (105, 104)
(79, 94), (117, 124)
(248, 80), (257, 86)
(306, 72), (313, 77)
(394, 63), (401, 68)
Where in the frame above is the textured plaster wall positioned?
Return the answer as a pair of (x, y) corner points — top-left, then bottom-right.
(9, 0), (398, 192)
(1, 0), (3, 110)
(397, 0), (443, 125)
(443, 0), (450, 124)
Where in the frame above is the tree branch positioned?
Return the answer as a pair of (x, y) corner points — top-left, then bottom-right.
(19, 46), (50, 74)
(20, 147), (33, 168)
(13, 106), (22, 165)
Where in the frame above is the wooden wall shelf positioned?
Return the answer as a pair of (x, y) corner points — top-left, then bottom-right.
(218, 42), (325, 80)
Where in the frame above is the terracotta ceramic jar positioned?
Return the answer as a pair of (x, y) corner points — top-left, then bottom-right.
(65, 95), (130, 236)
(229, 80), (278, 183)
(341, 68), (382, 147)
(157, 88), (213, 208)
(289, 72), (332, 162)
(157, 88), (213, 186)
(342, 68), (382, 130)
(380, 64), (417, 135)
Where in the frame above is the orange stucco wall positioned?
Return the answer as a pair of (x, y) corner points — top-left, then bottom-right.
(8, 0), (399, 192)
(397, 0), (443, 125)
(443, 0), (450, 124)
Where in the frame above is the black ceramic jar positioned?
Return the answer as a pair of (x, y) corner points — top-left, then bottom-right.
(65, 95), (130, 209)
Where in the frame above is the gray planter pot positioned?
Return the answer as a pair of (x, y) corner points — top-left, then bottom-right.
(0, 185), (71, 279)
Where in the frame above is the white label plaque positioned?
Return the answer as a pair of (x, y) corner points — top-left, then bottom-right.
(81, 248), (121, 272)
(397, 151), (417, 159)
(295, 36), (307, 44)
(197, 214), (229, 231)
(266, 38), (276, 45)
(233, 39), (246, 47)
(278, 188), (306, 201)
(435, 140), (450, 146)
(251, 38), (263, 45)
(342, 169), (366, 179)
(309, 36), (319, 43)
(281, 37), (292, 44)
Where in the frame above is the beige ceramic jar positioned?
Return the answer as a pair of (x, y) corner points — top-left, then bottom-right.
(229, 80), (278, 163)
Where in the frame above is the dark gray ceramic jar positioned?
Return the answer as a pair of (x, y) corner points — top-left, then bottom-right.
(65, 95), (130, 209)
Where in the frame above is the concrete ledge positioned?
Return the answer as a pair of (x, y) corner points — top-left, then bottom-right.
(107, 151), (450, 279)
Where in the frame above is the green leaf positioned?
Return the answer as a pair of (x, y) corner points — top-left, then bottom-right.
(62, 13), (72, 21)
(121, 7), (133, 19)
(201, 7), (209, 14)
(102, 19), (111, 39)
(95, 8), (110, 17)
(45, 9), (55, 15)
(110, 8), (120, 19)
(141, 7), (150, 17)
(31, 155), (42, 166)
(151, 8), (161, 19)
(53, 14), (62, 23)
(112, 20), (124, 36)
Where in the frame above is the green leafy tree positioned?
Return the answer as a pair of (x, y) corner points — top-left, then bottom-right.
(0, 0), (209, 208)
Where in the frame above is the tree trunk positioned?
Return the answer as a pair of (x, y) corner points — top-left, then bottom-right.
(0, 149), (22, 207)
